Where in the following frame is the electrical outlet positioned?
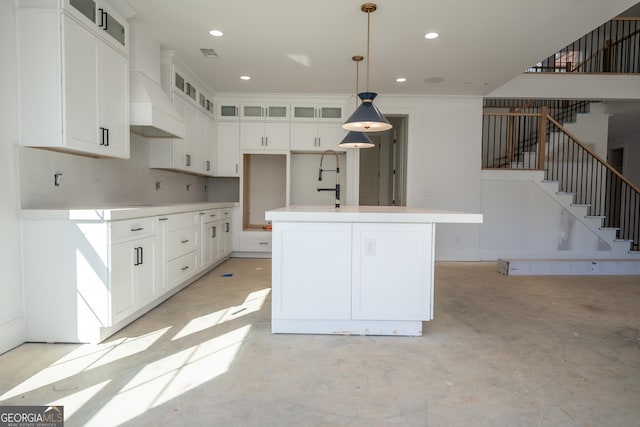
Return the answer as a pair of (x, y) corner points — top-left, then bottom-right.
(365, 238), (376, 256)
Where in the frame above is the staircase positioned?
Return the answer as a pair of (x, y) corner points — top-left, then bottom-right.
(483, 100), (640, 274)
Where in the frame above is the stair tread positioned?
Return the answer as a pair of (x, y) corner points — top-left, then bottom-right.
(557, 191), (577, 195)
(571, 204), (591, 207)
(585, 215), (606, 219)
(600, 227), (620, 231)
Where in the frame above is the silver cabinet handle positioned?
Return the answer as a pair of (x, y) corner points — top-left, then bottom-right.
(181, 239), (189, 243)
(181, 266), (189, 271)
(130, 227), (144, 231)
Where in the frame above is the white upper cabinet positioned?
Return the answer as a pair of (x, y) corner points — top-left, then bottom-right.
(65, 0), (128, 54)
(290, 123), (347, 152)
(215, 102), (240, 120)
(240, 103), (289, 121)
(240, 122), (290, 151)
(18, 3), (129, 159)
(215, 122), (240, 177)
(291, 103), (346, 122)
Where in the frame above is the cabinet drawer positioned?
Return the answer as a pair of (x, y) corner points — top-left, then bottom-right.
(219, 208), (233, 220)
(166, 227), (198, 260)
(111, 217), (156, 241)
(202, 209), (220, 224)
(160, 212), (199, 232)
(238, 235), (272, 252)
(166, 251), (199, 288)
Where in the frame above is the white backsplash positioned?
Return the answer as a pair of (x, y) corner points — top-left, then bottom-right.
(20, 133), (212, 208)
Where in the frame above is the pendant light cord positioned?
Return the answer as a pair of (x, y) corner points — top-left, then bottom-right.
(366, 9), (371, 92)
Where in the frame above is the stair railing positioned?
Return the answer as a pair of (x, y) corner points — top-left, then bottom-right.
(482, 109), (640, 251)
(527, 18), (640, 74)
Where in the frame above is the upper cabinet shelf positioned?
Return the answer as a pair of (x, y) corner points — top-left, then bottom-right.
(240, 103), (289, 121)
(291, 103), (346, 122)
(66, 0), (128, 54)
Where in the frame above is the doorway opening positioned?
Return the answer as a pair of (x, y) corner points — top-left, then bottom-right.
(359, 115), (408, 206)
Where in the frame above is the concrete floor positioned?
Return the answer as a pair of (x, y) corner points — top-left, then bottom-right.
(0, 259), (639, 426)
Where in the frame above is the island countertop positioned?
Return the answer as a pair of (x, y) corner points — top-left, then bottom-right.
(265, 205), (483, 224)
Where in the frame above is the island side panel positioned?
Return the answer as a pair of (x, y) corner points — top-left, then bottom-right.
(271, 222), (352, 325)
(351, 223), (434, 321)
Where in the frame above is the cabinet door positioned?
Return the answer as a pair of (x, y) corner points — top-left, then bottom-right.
(272, 222), (352, 319)
(222, 219), (232, 257)
(204, 222), (220, 266)
(110, 241), (138, 324)
(290, 123), (318, 151)
(135, 236), (157, 306)
(216, 103), (239, 120)
(64, 16), (100, 153)
(239, 122), (266, 149)
(264, 122), (290, 150)
(215, 121), (240, 176)
(203, 116), (215, 175)
(316, 123), (347, 151)
(98, 42), (129, 158)
(351, 223), (433, 320)
(178, 96), (197, 171)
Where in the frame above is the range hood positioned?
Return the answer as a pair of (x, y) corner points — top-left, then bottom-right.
(130, 70), (186, 138)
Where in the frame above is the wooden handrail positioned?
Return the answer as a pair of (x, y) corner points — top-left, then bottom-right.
(547, 115), (640, 194)
(571, 27), (640, 72)
(483, 112), (542, 117)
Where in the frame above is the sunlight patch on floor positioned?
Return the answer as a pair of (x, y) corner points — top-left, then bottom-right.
(84, 325), (252, 426)
(172, 288), (270, 340)
(0, 328), (169, 401)
(48, 380), (111, 420)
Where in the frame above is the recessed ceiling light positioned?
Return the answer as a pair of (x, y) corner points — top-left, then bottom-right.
(396, 77), (407, 83)
(209, 29), (224, 37)
(240, 75), (251, 80)
(425, 32), (439, 39)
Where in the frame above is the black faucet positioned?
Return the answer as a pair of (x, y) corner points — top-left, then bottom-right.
(317, 150), (340, 208)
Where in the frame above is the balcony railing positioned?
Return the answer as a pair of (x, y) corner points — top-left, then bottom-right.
(526, 18), (640, 74)
(482, 108), (639, 251)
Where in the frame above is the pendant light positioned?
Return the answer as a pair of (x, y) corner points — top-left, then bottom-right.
(342, 3), (392, 132)
(339, 55), (375, 148)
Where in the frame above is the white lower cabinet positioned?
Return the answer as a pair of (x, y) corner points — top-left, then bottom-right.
(111, 234), (157, 324)
(21, 204), (236, 343)
(22, 217), (158, 343)
(158, 212), (200, 290)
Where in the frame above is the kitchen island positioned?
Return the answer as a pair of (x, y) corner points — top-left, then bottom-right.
(265, 205), (483, 336)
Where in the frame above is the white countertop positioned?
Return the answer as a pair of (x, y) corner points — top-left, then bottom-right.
(20, 202), (238, 221)
(265, 205), (483, 224)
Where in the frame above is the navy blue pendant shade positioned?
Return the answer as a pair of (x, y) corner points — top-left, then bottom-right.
(339, 130), (375, 148)
(342, 92), (392, 132)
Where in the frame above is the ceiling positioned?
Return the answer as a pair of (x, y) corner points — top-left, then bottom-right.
(122, 0), (639, 96)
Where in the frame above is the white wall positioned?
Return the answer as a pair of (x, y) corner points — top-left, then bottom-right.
(480, 170), (615, 260)
(377, 96), (484, 261)
(290, 152), (347, 206)
(0, 1), (25, 354)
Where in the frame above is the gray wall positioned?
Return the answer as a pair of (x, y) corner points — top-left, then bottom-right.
(20, 135), (211, 208)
